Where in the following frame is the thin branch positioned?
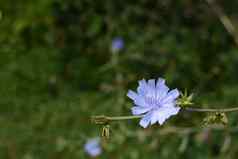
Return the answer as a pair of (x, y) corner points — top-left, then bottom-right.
(107, 115), (143, 121)
(205, 0), (238, 46)
(91, 106), (238, 124)
(91, 115), (143, 124)
(184, 107), (238, 112)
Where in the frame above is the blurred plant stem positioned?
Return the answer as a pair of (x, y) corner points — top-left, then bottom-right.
(111, 51), (125, 113)
(205, 0), (238, 46)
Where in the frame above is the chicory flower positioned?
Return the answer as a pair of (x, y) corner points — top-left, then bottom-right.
(111, 37), (124, 53)
(84, 138), (102, 157)
(127, 78), (180, 128)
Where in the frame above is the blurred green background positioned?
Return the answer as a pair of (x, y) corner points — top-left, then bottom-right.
(1, 0), (238, 158)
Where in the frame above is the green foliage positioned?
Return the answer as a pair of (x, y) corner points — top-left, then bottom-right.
(1, 0), (238, 158)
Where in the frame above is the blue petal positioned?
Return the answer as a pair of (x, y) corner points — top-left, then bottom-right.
(162, 102), (177, 108)
(131, 106), (151, 115)
(146, 79), (157, 98)
(150, 110), (160, 125)
(148, 79), (156, 88)
(156, 78), (165, 85)
(137, 79), (147, 96)
(162, 88), (179, 104)
(156, 78), (169, 100)
(139, 112), (152, 128)
(127, 90), (138, 100)
(127, 90), (148, 107)
(157, 106), (180, 125)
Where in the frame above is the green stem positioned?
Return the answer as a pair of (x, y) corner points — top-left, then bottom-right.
(91, 115), (143, 124)
(184, 107), (238, 112)
(107, 115), (143, 121)
(91, 107), (238, 125)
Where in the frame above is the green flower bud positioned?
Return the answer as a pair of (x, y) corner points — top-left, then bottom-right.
(177, 90), (193, 108)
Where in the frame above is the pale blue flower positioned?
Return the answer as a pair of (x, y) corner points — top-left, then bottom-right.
(84, 138), (102, 157)
(127, 78), (180, 128)
(111, 37), (124, 53)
